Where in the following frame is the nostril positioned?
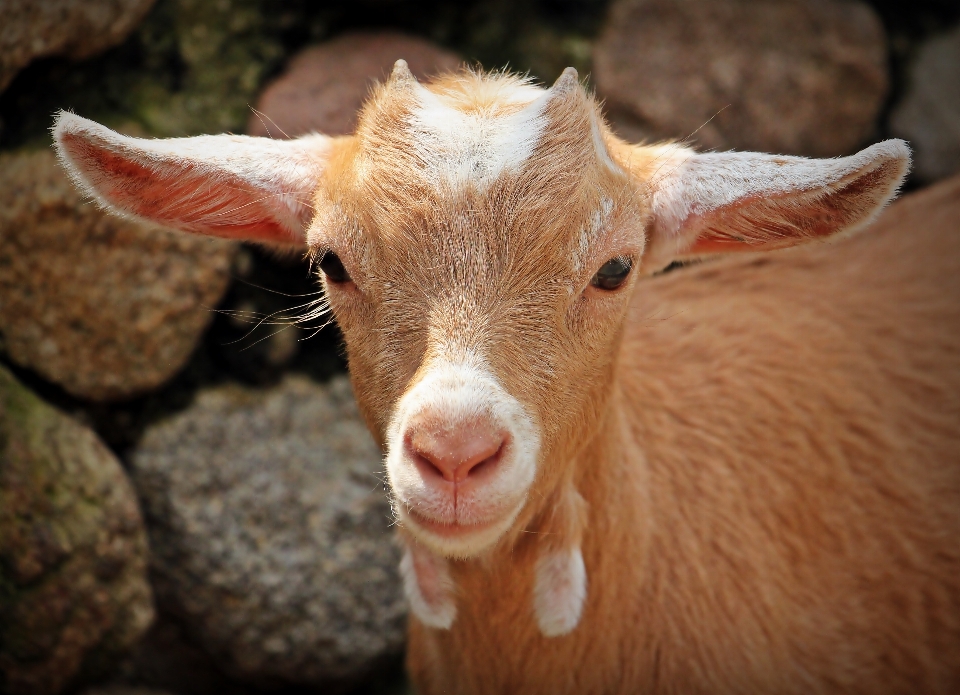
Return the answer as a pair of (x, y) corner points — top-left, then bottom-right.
(460, 442), (503, 479)
(406, 421), (507, 484)
(407, 435), (448, 481)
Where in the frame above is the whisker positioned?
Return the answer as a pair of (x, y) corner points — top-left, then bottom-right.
(231, 275), (325, 298)
(248, 105), (293, 140)
(233, 324), (297, 351)
(679, 104), (730, 145)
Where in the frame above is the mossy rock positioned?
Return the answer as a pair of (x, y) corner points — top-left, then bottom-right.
(0, 366), (154, 695)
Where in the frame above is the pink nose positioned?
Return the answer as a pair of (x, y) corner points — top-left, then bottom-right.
(407, 417), (506, 484)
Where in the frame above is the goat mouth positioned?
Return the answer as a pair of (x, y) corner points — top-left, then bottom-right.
(403, 507), (504, 539)
(398, 498), (527, 557)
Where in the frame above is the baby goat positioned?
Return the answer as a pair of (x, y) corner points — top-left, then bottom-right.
(54, 64), (960, 694)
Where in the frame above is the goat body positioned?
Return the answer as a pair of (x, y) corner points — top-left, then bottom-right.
(409, 175), (960, 695)
(52, 64), (960, 693)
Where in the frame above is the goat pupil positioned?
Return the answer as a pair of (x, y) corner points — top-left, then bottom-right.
(591, 257), (632, 290)
(318, 251), (350, 283)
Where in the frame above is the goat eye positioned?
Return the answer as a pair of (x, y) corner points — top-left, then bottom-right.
(591, 257), (632, 291)
(318, 251), (351, 284)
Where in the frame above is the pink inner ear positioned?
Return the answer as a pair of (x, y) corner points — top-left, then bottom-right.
(684, 163), (894, 256)
(686, 213), (840, 254)
(64, 133), (297, 244)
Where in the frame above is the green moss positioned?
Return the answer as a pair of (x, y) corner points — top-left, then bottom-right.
(0, 0), (291, 146)
(132, 0), (286, 136)
(0, 364), (153, 694)
(0, 364), (38, 427)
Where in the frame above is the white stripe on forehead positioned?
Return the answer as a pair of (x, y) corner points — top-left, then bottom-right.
(406, 82), (552, 190)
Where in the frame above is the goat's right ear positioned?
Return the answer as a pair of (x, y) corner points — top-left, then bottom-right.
(638, 139), (911, 272)
(53, 111), (333, 245)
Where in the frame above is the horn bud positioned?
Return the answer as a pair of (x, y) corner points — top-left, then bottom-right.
(390, 59), (418, 86)
(551, 67), (580, 95)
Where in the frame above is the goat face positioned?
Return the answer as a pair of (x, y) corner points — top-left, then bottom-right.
(308, 67), (642, 558)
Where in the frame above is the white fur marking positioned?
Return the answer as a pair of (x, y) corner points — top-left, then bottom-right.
(407, 84), (551, 190)
(400, 542), (457, 630)
(534, 545), (587, 637)
(590, 111), (621, 175)
(386, 355), (541, 558)
(573, 196), (615, 272)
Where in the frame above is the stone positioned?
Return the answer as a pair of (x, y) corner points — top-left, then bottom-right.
(0, 149), (236, 402)
(247, 32), (461, 138)
(0, 0), (157, 93)
(107, 616), (259, 695)
(594, 0), (888, 157)
(129, 375), (406, 689)
(890, 24), (960, 183)
(105, 613), (411, 695)
(0, 365), (154, 695)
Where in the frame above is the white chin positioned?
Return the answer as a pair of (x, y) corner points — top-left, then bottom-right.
(397, 504), (524, 558)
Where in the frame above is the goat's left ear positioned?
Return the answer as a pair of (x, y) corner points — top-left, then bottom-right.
(640, 140), (911, 272)
(53, 111), (333, 245)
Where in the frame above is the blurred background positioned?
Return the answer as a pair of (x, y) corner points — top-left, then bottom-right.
(0, 1), (958, 694)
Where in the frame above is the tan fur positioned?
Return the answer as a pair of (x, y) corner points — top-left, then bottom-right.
(52, 67), (960, 694)
(337, 73), (959, 693)
(407, 172), (960, 695)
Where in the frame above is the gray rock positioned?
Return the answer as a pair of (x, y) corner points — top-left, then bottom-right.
(890, 24), (960, 183)
(0, 0), (157, 93)
(129, 375), (406, 689)
(0, 149), (236, 402)
(0, 365), (154, 695)
(594, 0), (888, 157)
